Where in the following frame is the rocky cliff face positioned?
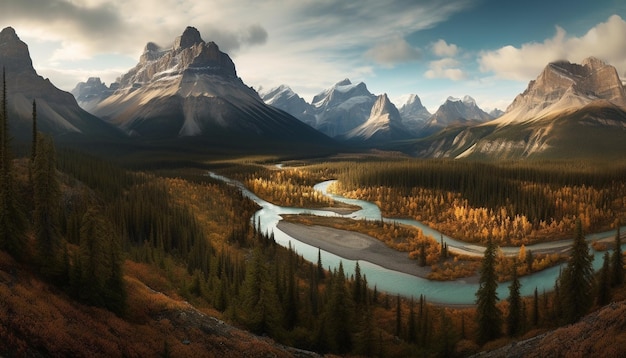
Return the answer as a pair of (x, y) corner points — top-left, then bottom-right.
(0, 27), (120, 139)
(345, 93), (411, 142)
(398, 94), (431, 134)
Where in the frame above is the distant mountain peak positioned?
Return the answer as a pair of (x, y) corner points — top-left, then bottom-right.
(0, 26), (17, 38)
(335, 78), (352, 86)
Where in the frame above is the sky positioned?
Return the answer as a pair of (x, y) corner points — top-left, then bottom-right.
(1, 0), (626, 113)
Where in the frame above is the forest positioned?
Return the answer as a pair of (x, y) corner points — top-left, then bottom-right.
(1, 73), (626, 356)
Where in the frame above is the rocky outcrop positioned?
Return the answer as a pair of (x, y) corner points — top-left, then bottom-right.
(345, 93), (411, 142)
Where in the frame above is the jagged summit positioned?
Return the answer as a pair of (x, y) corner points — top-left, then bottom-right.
(117, 27), (237, 90)
(0, 26), (33, 74)
(175, 26), (203, 49)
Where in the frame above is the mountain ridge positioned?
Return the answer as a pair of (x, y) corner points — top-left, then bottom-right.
(0, 27), (122, 140)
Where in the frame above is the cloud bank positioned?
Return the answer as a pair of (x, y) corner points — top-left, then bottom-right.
(479, 15), (626, 81)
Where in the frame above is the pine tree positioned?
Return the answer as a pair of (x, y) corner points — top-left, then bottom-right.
(78, 206), (126, 313)
(559, 219), (594, 324)
(240, 247), (282, 335)
(0, 67), (26, 258)
(407, 297), (416, 343)
(317, 248), (325, 279)
(596, 252), (611, 306)
(33, 135), (62, 278)
(475, 238), (501, 344)
(395, 294), (402, 337)
(612, 224), (624, 287)
(31, 99), (37, 162)
(324, 262), (353, 353)
(353, 261), (362, 304)
(507, 265), (522, 336)
(532, 287), (539, 326)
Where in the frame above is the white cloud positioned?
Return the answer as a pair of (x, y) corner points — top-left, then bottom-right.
(431, 39), (458, 57)
(366, 35), (421, 66)
(424, 58), (467, 81)
(479, 15), (626, 81)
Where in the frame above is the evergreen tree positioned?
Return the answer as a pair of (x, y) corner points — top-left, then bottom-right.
(353, 261), (362, 304)
(0, 67), (26, 258)
(507, 265), (522, 336)
(324, 262), (353, 353)
(407, 297), (416, 343)
(559, 219), (594, 324)
(475, 238), (501, 344)
(31, 99), (37, 162)
(612, 224), (624, 287)
(395, 294), (402, 337)
(78, 206), (126, 313)
(532, 287), (539, 326)
(317, 248), (325, 279)
(240, 247), (282, 335)
(33, 135), (62, 278)
(596, 252), (611, 306)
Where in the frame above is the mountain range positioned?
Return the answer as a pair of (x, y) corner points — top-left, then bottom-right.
(259, 80), (438, 140)
(4, 24), (625, 160)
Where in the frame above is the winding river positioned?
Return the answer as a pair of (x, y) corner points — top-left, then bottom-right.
(211, 173), (625, 305)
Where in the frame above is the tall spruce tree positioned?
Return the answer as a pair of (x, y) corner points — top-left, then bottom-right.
(612, 224), (624, 287)
(324, 262), (353, 353)
(476, 238), (501, 344)
(559, 219), (594, 324)
(507, 265), (522, 336)
(597, 252), (611, 306)
(33, 135), (62, 277)
(0, 67), (26, 258)
(31, 99), (37, 162)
